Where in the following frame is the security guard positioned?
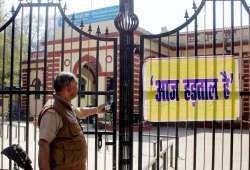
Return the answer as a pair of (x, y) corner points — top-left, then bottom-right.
(38, 72), (105, 170)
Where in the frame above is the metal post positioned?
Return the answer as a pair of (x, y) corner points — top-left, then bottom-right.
(163, 151), (166, 170)
(114, 0), (139, 169)
(170, 144), (173, 168)
(152, 142), (156, 170)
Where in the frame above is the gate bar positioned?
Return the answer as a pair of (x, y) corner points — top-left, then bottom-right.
(175, 31), (180, 170)
(17, 5), (24, 144)
(1, 29), (6, 170)
(43, 6), (49, 105)
(211, 0), (216, 169)
(61, 5), (65, 71)
(8, 9), (16, 169)
(34, 5), (41, 169)
(157, 37), (162, 170)
(138, 36), (144, 170)
(193, 12), (198, 170)
(230, 1), (235, 170)
(248, 9), (250, 170)
(95, 37), (100, 170)
(18, 6), (24, 146)
(26, 5), (33, 156)
(113, 39), (117, 170)
(52, 5), (57, 82)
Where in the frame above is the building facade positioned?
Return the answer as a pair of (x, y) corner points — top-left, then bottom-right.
(17, 6), (249, 124)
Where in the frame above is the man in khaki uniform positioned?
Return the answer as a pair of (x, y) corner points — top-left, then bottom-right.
(38, 72), (105, 170)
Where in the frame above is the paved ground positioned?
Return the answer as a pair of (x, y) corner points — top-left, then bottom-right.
(0, 122), (249, 170)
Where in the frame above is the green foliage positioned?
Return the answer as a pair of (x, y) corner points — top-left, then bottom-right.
(0, 31), (26, 87)
(0, 0), (3, 21)
(0, 1), (27, 87)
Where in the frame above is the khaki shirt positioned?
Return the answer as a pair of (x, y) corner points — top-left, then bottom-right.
(39, 96), (81, 143)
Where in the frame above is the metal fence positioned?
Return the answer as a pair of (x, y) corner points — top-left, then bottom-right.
(0, 1), (117, 170)
(138, 0), (250, 170)
(1, 0), (250, 170)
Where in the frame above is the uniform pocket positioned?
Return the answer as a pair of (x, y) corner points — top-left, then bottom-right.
(63, 139), (86, 165)
(51, 143), (64, 166)
(69, 122), (82, 136)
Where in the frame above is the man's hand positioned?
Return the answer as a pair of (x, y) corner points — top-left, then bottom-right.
(76, 104), (110, 119)
(96, 104), (106, 113)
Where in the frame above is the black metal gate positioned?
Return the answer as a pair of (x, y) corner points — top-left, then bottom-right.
(0, 1), (117, 170)
(138, 0), (250, 170)
(2, 0), (250, 170)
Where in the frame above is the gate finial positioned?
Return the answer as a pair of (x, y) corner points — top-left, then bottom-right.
(88, 24), (92, 34)
(71, 13), (75, 22)
(11, 5), (15, 15)
(192, 0), (197, 11)
(96, 25), (101, 35)
(80, 20), (84, 30)
(184, 10), (189, 20)
(63, 3), (67, 12)
(105, 27), (109, 36)
(114, 1), (139, 32)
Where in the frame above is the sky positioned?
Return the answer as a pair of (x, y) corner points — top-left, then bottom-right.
(3, 0), (250, 34)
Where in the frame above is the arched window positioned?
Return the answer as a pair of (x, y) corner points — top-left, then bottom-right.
(79, 77), (86, 98)
(106, 77), (114, 102)
(31, 78), (41, 99)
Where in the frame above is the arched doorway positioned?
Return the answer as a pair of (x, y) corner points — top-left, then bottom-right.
(79, 62), (96, 107)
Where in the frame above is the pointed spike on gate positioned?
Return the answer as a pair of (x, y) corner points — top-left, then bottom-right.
(105, 27), (109, 36)
(18, 0), (23, 4)
(192, 0), (197, 11)
(58, 0), (61, 3)
(80, 20), (84, 30)
(38, 0), (41, 3)
(184, 10), (189, 20)
(11, 5), (15, 15)
(71, 13), (75, 21)
(96, 25), (101, 35)
(88, 24), (92, 34)
(63, 3), (67, 12)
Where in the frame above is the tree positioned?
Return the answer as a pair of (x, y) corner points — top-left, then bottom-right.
(0, 2), (50, 87)
(0, 0), (25, 87)
(0, 0), (4, 24)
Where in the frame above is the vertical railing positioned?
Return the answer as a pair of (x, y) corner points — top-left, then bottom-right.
(95, 33), (100, 170)
(193, 5), (198, 170)
(115, 0), (139, 169)
(60, 4), (66, 72)
(176, 31), (180, 170)
(113, 39), (118, 170)
(211, 0), (216, 169)
(0, 29), (6, 170)
(8, 9), (15, 169)
(0, 2), (118, 170)
(26, 5), (33, 156)
(138, 36), (144, 170)
(138, 0), (250, 170)
(43, 6), (48, 105)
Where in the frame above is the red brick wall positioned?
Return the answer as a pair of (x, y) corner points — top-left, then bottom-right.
(21, 53), (61, 113)
(242, 54), (250, 120)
